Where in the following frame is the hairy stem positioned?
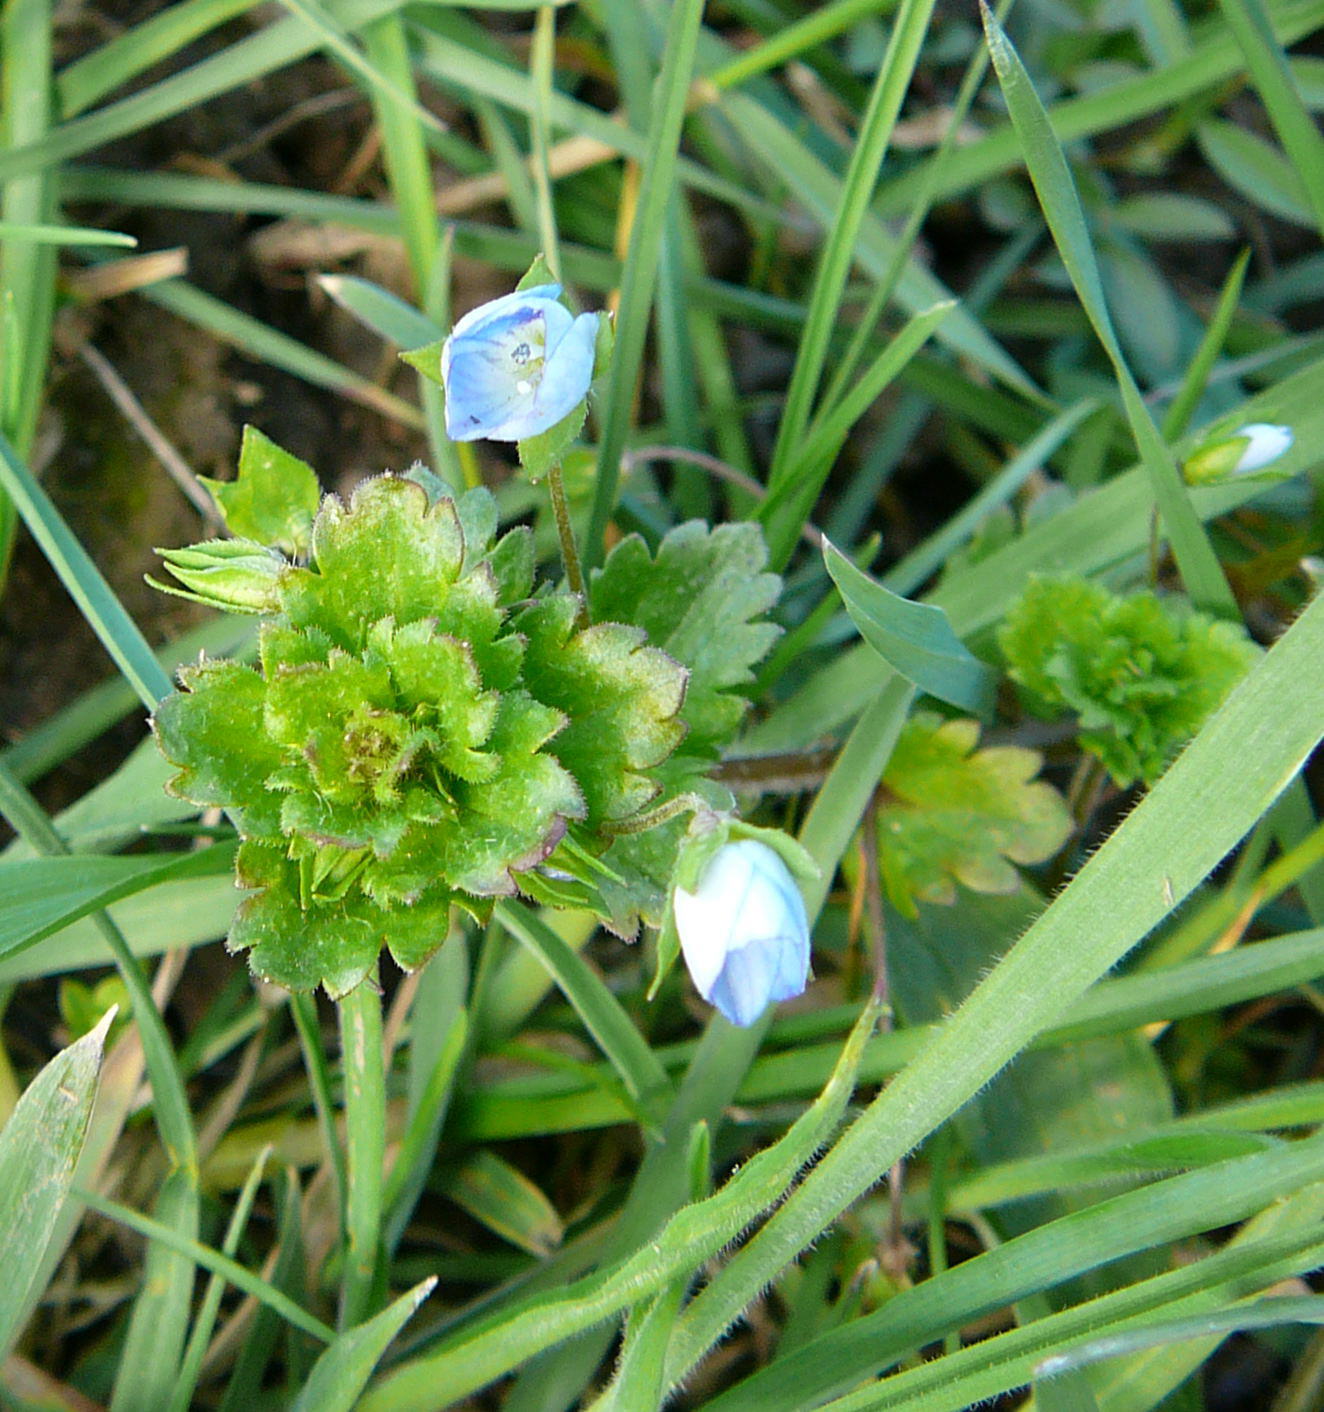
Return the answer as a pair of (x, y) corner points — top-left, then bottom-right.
(546, 461), (587, 618)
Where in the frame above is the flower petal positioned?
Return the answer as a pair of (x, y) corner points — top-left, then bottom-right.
(450, 285), (561, 341)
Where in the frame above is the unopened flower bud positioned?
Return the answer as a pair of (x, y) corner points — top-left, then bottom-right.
(1183, 423), (1294, 486)
(150, 538), (285, 613)
(673, 839), (811, 1028)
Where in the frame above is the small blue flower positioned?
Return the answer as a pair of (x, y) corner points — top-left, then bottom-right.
(441, 285), (600, 442)
(673, 839), (811, 1028)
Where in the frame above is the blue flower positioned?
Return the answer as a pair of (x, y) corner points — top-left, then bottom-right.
(673, 839), (811, 1028)
(441, 285), (600, 442)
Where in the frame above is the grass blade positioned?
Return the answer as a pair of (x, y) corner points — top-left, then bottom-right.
(0, 1009), (113, 1359)
(584, 0), (706, 567)
(980, 1), (1234, 617)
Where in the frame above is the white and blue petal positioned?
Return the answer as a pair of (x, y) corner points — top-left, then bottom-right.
(673, 839), (811, 1028)
(440, 287), (600, 443)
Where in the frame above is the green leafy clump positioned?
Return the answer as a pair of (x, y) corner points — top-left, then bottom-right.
(153, 472), (693, 996)
(871, 712), (1072, 917)
(997, 575), (1258, 786)
(152, 455), (785, 993)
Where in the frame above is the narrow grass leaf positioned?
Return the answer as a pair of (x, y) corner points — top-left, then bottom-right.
(0, 1009), (113, 1359)
(216, 1167), (305, 1412)
(1161, 248), (1251, 439)
(980, 2), (1234, 617)
(56, 0), (260, 115)
(357, 1001), (882, 1409)
(767, 0), (937, 476)
(446, 1148), (563, 1256)
(318, 274), (444, 347)
(168, 1148), (271, 1412)
(584, 0), (705, 567)
(78, 1186), (334, 1343)
(761, 301), (954, 568)
(873, 0), (1324, 222)
(0, 430), (172, 709)
(0, 222), (135, 246)
(0, 846), (238, 962)
(139, 277), (424, 428)
(294, 1278), (436, 1412)
(701, 1142), (1324, 1411)
(1215, 0), (1324, 237)
(824, 542), (995, 714)
(1036, 1295), (1324, 1375)
(495, 900), (671, 1114)
(110, 1168), (199, 1412)
(0, 0), (408, 185)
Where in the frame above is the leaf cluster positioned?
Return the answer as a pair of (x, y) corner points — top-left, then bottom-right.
(152, 459), (781, 993)
(998, 575), (1258, 786)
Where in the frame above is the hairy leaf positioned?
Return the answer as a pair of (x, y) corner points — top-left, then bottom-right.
(590, 521), (780, 753)
(199, 425), (320, 557)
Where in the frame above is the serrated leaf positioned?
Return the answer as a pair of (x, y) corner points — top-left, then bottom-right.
(0, 1010), (113, 1359)
(998, 576), (1258, 785)
(280, 475), (466, 649)
(518, 595), (687, 824)
(152, 658), (285, 836)
(199, 426), (320, 556)
(590, 521), (780, 753)
(874, 713), (1072, 915)
(825, 540), (996, 714)
(230, 841), (441, 997)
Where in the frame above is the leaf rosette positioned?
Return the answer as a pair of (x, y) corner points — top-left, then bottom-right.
(153, 473), (689, 996)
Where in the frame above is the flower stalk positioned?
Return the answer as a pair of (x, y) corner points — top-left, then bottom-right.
(339, 971), (385, 1329)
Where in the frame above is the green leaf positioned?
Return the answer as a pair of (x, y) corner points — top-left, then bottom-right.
(998, 576), (1258, 785)
(824, 540), (996, 715)
(199, 425), (321, 556)
(317, 273), (443, 348)
(153, 657), (285, 837)
(292, 1278), (436, 1412)
(873, 714), (1072, 914)
(516, 252), (558, 291)
(518, 595), (687, 824)
(980, 1), (1235, 619)
(279, 474), (467, 650)
(150, 537), (286, 614)
(0, 1010), (112, 1359)
(590, 521), (781, 754)
(399, 336), (445, 388)
(0, 846), (238, 963)
(445, 1148), (564, 1256)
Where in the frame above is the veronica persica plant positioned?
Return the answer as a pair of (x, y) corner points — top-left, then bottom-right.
(440, 285), (600, 442)
(673, 838), (812, 1027)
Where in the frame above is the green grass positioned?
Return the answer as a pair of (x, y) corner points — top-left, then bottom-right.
(0, 2), (1321, 1409)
